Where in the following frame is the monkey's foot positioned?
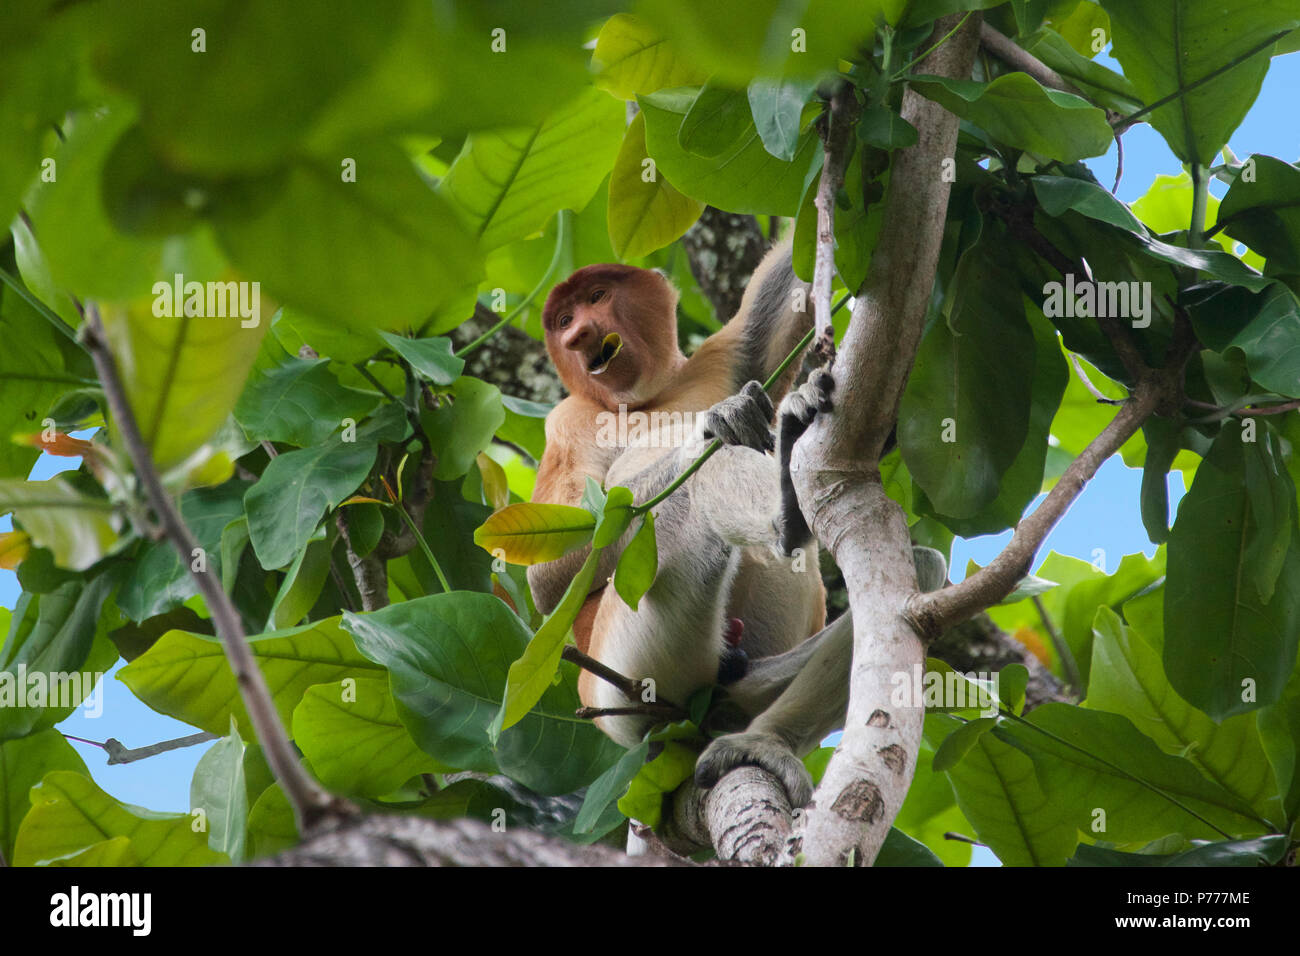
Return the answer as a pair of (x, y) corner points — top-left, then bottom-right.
(779, 367), (834, 428)
(701, 380), (775, 454)
(694, 731), (814, 808)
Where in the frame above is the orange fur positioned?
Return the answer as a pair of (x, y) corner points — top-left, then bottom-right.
(530, 245), (824, 713)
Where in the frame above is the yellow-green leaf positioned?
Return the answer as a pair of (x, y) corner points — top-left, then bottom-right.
(608, 112), (703, 258)
(593, 13), (709, 100)
(0, 478), (117, 571)
(118, 617), (383, 735)
(15, 771), (227, 867)
(473, 502), (595, 565)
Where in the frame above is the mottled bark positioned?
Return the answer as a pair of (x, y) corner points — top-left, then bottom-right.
(451, 303), (563, 405)
(681, 207), (768, 322)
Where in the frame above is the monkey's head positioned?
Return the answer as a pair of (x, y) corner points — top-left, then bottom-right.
(542, 264), (686, 409)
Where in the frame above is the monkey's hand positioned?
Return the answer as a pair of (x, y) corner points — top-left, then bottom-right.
(776, 368), (834, 555)
(694, 731), (814, 808)
(700, 380), (775, 454)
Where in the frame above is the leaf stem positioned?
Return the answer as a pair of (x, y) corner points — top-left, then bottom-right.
(998, 710), (1251, 839)
(1116, 30), (1292, 133)
(891, 12), (972, 81)
(0, 265), (81, 345)
(631, 293), (850, 515)
(455, 208), (573, 358)
(394, 494), (451, 593)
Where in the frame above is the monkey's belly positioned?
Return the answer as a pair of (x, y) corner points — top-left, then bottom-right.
(726, 544), (825, 659)
(580, 546), (825, 748)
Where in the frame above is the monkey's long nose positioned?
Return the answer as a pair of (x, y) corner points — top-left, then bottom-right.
(562, 319), (597, 352)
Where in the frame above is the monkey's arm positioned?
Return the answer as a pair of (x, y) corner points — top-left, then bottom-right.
(527, 385), (780, 614)
(686, 242), (813, 401)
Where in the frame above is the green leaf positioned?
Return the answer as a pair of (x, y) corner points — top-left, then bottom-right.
(244, 411), (405, 569)
(678, 84), (754, 158)
(1000, 663), (1029, 716)
(0, 282), (88, 480)
(0, 479), (116, 572)
(420, 376), (506, 482)
(875, 827), (944, 867)
(118, 617), (382, 736)
(0, 730), (88, 863)
(1218, 155), (1300, 273)
(1165, 421), (1300, 719)
(899, 245), (1035, 518)
(189, 720), (248, 863)
(1139, 416), (1179, 545)
(608, 112), (704, 259)
(234, 348), (380, 447)
(118, 481), (248, 622)
(15, 771), (227, 866)
(88, 0), (417, 173)
(1019, 26), (1143, 114)
(1088, 607), (1282, 823)
(994, 704), (1268, 842)
(929, 713), (1078, 866)
(246, 783), (297, 858)
(932, 716), (998, 772)
(640, 91), (821, 217)
(1031, 175), (1149, 235)
(614, 513), (658, 610)
(592, 13), (709, 99)
(1100, 0), (1300, 164)
(0, 18), (73, 235)
(0, 574), (119, 740)
(918, 305), (1068, 535)
(617, 740), (696, 827)
(214, 145), (481, 336)
(747, 76), (819, 161)
(377, 332), (465, 386)
(497, 548), (602, 735)
(24, 105), (171, 302)
(497, 395), (552, 461)
(473, 502), (596, 565)
(344, 594), (622, 795)
(1069, 834), (1289, 866)
(293, 678), (448, 797)
(266, 535), (332, 630)
(856, 107), (918, 150)
(909, 73), (1113, 162)
(575, 740), (649, 834)
(440, 87), (624, 252)
(636, 0), (879, 83)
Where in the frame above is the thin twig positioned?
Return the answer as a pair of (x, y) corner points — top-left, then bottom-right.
(811, 83), (858, 362)
(1031, 595), (1081, 697)
(561, 644), (682, 712)
(80, 304), (352, 832)
(575, 705), (686, 721)
(1068, 353), (1124, 404)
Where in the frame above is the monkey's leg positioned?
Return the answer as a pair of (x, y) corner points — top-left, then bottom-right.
(695, 547), (948, 807)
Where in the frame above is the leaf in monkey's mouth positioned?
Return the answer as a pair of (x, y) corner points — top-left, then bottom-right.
(588, 333), (623, 375)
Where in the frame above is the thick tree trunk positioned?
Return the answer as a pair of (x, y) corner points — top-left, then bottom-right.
(791, 14), (983, 867)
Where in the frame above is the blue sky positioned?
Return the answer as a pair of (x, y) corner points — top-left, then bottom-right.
(2, 43), (1297, 857)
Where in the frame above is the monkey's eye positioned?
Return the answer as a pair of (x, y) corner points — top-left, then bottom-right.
(558, 314), (572, 329)
(590, 289), (606, 304)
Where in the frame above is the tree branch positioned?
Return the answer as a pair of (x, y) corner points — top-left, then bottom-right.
(81, 305), (354, 834)
(790, 12), (983, 867)
(812, 83), (859, 360)
(906, 384), (1159, 637)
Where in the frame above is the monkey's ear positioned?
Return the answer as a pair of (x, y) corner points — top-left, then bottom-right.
(651, 268), (672, 282)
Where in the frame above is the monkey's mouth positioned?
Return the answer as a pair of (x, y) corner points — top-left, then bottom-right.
(588, 333), (623, 376)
